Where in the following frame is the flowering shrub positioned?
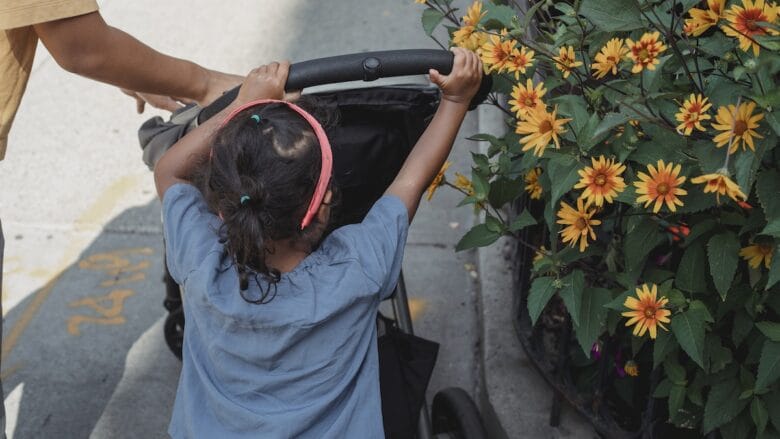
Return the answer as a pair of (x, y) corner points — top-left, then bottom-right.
(417, 0), (780, 436)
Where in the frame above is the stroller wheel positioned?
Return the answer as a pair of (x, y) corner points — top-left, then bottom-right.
(432, 387), (488, 439)
(164, 307), (185, 361)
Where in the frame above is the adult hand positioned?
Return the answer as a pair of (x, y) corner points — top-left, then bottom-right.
(120, 88), (189, 113)
(235, 61), (291, 105)
(428, 47), (482, 105)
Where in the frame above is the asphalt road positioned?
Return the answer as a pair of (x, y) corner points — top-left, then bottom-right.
(0, 1), (484, 437)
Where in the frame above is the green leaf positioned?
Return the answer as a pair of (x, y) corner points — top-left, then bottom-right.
(548, 95), (589, 133)
(765, 391), (780, 432)
(664, 355), (687, 385)
(421, 8), (444, 36)
(579, 0), (644, 31)
(671, 308), (708, 369)
(624, 217), (664, 275)
(669, 384), (686, 422)
(654, 329), (678, 369)
(574, 287), (611, 357)
(481, 2), (515, 29)
(488, 177), (522, 209)
(676, 242), (708, 293)
(703, 379), (751, 433)
(733, 310), (755, 347)
(708, 233), (741, 300)
(527, 277), (557, 326)
(757, 170), (780, 219)
(559, 270), (584, 327)
(604, 289), (632, 311)
(757, 322), (780, 342)
(768, 245), (780, 290)
(762, 219), (780, 238)
(509, 209), (536, 232)
(752, 397), (769, 435)
(455, 223), (500, 252)
(735, 140), (767, 196)
(756, 341), (780, 390)
(471, 169), (489, 201)
(547, 154), (583, 206)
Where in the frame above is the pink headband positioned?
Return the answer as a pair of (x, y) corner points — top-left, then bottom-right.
(219, 99), (333, 230)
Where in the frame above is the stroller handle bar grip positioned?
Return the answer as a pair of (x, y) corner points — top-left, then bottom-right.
(198, 49), (490, 123)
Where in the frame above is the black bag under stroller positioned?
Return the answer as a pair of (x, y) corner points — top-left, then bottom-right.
(138, 50), (490, 439)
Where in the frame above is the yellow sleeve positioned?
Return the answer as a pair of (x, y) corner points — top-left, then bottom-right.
(0, 0), (98, 30)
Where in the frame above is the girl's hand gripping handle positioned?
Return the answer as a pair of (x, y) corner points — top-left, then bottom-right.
(386, 48), (483, 221)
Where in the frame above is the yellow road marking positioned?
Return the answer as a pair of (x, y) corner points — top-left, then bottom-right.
(1, 174), (147, 372)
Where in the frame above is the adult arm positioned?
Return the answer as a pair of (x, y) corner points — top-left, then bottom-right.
(34, 11), (240, 106)
(385, 48), (482, 222)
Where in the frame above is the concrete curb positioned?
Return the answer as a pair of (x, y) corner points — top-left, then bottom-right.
(473, 105), (597, 439)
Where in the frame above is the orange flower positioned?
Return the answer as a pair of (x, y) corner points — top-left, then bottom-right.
(479, 34), (517, 74)
(685, 0), (726, 36)
(453, 26), (489, 51)
(573, 156), (626, 207)
(524, 167), (543, 200)
(556, 198), (601, 252)
(592, 38), (628, 79)
(625, 31), (667, 73)
(722, 0), (780, 56)
(462, 1), (486, 26)
(453, 172), (475, 196)
(552, 45), (583, 79)
(515, 105), (571, 157)
(690, 172), (747, 203)
(675, 93), (712, 135)
(504, 46), (535, 79)
(622, 283), (671, 339)
(508, 79), (546, 117)
(624, 360), (639, 377)
(426, 161), (451, 201)
(634, 160), (687, 213)
(740, 242), (774, 269)
(711, 102), (764, 153)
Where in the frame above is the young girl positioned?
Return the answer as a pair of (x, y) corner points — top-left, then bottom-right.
(154, 49), (482, 438)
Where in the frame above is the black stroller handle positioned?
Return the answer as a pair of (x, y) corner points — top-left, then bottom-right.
(198, 49), (491, 123)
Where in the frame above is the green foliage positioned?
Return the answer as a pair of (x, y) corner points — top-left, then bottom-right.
(416, 0), (780, 435)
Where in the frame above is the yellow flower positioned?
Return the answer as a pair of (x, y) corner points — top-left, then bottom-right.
(573, 156), (626, 207)
(426, 161), (451, 201)
(508, 79), (546, 117)
(722, 0), (780, 56)
(675, 93), (713, 135)
(556, 198), (601, 252)
(479, 34), (517, 74)
(624, 360), (639, 377)
(740, 242), (774, 269)
(592, 38), (628, 79)
(685, 0), (726, 36)
(504, 46), (535, 79)
(711, 102), (764, 154)
(453, 172), (475, 196)
(515, 105), (571, 157)
(621, 283), (671, 339)
(463, 1), (486, 26)
(690, 172), (747, 203)
(533, 245), (547, 263)
(524, 167), (543, 200)
(552, 45), (583, 79)
(634, 160), (687, 213)
(625, 31), (667, 73)
(414, 0), (427, 3)
(453, 26), (489, 51)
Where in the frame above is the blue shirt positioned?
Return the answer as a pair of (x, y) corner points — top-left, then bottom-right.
(162, 184), (408, 439)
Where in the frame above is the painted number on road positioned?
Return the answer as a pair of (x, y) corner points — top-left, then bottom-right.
(66, 247), (153, 336)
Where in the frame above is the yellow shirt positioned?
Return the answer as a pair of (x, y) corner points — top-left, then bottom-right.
(0, 0), (98, 160)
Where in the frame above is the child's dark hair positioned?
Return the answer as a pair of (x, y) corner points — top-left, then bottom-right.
(199, 97), (337, 304)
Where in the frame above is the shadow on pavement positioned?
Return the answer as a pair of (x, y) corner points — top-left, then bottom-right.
(2, 200), (181, 439)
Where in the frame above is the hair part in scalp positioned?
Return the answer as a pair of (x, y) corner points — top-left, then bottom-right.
(197, 97), (336, 304)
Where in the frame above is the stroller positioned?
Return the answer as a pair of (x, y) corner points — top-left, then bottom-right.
(139, 49), (491, 439)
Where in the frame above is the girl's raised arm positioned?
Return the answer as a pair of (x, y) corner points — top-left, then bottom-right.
(154, 62), (290, 199)
(385, 48), (482, 222)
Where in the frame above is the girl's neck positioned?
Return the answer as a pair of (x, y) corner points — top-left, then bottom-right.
(265, 238), (312, 273)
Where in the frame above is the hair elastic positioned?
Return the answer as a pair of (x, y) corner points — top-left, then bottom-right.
(220, 99), (333, 230)
(250, 114), (262, 123)
(240, 195), (251, 205)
